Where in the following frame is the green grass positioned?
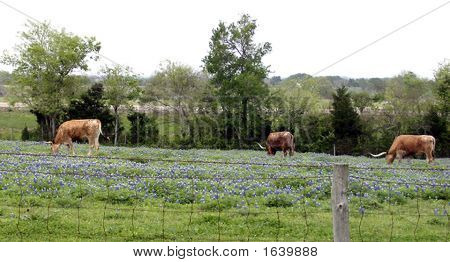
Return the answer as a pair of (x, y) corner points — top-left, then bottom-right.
(0, 111), (38, 130)
(0, 111), (38, 140)
(0, 197), (446, 242)
(0, 111), (37, 129)
(0, 140), (448, 242)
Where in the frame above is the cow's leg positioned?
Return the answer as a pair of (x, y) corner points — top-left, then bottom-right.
(289, 147), (294, 156)
(425, 151), (433, 164)
(271, 148), (276, 156)
(94, 133), (100, 153)
(396, 150), (406, 163)
(429, 149), (435, 163)
(65, 139), (75, 155)
(87, 139), (94, 156)
(69, 141), (75, 155)
(282, 147), (287, 157)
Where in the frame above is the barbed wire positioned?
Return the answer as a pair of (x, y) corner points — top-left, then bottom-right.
(0, 151), (330, 168)
(349, 165), (450, 172)
(0, 152), (447, 242)
(1, 167), (448, 188)
(1, 0), (448, 242)
(0, 167), (331, 181)
(0, 151), (449, 171)
(1, 199), (447, 241)
(349, 175), (449, 187)
(0, 204), (445, 217)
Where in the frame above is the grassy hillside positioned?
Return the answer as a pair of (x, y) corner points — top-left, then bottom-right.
(0, 111), (38, 140)
(0, 141), (448, 241)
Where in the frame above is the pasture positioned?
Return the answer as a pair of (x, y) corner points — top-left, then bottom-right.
(0, 111), (38, 140)
(0, 140), (448, 241)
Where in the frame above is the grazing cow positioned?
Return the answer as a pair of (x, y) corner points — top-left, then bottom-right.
(47, 119), (104, 156)
(370, 135), (436, 164)
(257, 131), (295, 157)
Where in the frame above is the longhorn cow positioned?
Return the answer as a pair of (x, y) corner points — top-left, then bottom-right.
(46, 119), (105, 156)
(369, 135), (436, 164)
(257, 131), (295, 157)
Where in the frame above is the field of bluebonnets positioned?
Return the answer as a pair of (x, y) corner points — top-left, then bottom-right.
(0, 140), (448, 241)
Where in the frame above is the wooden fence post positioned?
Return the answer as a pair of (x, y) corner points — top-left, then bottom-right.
(332, 164), (350, 241)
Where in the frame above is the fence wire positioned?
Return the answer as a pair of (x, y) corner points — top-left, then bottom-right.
(0, 151), (448, 241)
(1, 151), (449, 171)
(349, 174), (448, 242)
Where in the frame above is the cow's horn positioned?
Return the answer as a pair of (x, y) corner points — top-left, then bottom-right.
(369, 152), (387, 157)
(256, 142), (265, 150)
(44, 141), (53, 144)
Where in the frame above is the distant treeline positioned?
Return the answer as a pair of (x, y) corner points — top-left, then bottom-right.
(17, 73), (449, 157)
(0, 71), (391, 101)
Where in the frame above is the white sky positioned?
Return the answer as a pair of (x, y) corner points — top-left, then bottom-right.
(0, 0), (449, 79)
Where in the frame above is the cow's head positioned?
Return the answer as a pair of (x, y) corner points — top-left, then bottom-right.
(46, 141), (61, 154)
(267, 147), (277, 155)
(257, 142), (276, 155)
(386, 154), (395, 164)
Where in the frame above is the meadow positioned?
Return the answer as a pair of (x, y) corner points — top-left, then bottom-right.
(0, 140), (448, 241)
(0, 111), (38, 140)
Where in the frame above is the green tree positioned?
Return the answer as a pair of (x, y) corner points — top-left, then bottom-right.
(331, 86), (362, 154)
(1, 20), (100, 139)
(102, 65), (140, 146)
(274, 77), (323, 135)
(21, 126), (30, 141)
(142, 61), (210, 145)
(423, 106), (447, 155)
(203, 14), (272, 147)
(386, 72), (433, 114)
(142, 61), (207, 105)
(65, 83), (115, 141)
(0, 70), (12, 88)
(142, 62), (206, 116)
(127, 111), (159, 145)
(428, 62), (450, 156)
(296, 113), (334, 153)
(351, 91), (373, 114)
(434, 62), (449, 118)
(384, 72), (433, 134)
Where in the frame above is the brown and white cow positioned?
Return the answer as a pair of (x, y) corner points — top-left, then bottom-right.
(370, 135), (436, 164)
(257, 131), (295, 157)
(47, 119), (104, 156)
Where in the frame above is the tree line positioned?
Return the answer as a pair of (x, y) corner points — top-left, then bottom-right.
(1, 15), (449, 156)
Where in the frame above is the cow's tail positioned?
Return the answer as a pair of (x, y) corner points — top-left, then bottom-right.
(430, 136), (436, 158)
(290, 133), (295, 151)
(256, 142), (265, 150)
(97, 120), (110, 141)
(369, 152), (387, 157)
